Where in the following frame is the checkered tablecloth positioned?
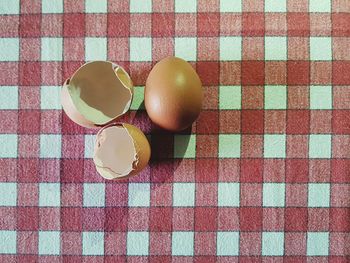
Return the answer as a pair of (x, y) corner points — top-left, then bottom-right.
(1, 0), (350, 262)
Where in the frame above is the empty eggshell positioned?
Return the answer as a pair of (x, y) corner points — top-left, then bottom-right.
(145, 56), (203, 132)
(61, 61), (133, 128)
(93, 123), (151, 180)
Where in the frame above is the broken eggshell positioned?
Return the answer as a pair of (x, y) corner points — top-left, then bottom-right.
(93, 123), (151, 180)
(61, 61), (133, 128)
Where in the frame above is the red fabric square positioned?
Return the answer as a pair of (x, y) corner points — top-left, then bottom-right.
(263, 208), (284, 231)
(20, 140), (38, 163)
(19, 62), (41, 86)
(264, 111), (286, 134)
(17, 231), (38, 255)
(196, 183), (217, 206)
(20, 15), (41, 37)
(195, 159), (218, 182)
(242, 110), (264, 134)
(196, 135), (218, 158)
(149, 232), (171, 256)
(17, 207), (39, 230)
(333, 61), (350, 85)
(173, 159), (195, 182)
(286, 184), (308, 207)
(310, 110), (332, 133)
(240, 232), (262, 256)
(309, 160), (331, 182)
(152, 0), (174, 12)
(242, 61), (265, 85)
(40, 159), (60, 182)
(0, 207), (16, 229)
(0, 111), (17, 133)
(332, 14), (350, 36)
(61, 113), (85, 135)
(39, 208), (60, 230)
(287, 61), (310, 85)
(129, 62), (151, 85)
(308, 208), (329, 231)
(265, 62), (287, 85)
(263, 159), (285, 182)
(197, 62), (219, 85)
(61, 159), (84, 183)
(61, 207), (82, 231)
(195, 207), (217, 231)
(284, 233), (307, 256)
(105, 183), (128, 206)
(64, 38), (84, 61)
(219, 110), (241, 134)
(198, 37), (219, 61)
(240, 183), (262, 207)
(108, 37), (129, 62)
(241, 159), (263, 183)
(288, 38), (310, 60)
(128, 208), (150, 230)
(85, 14), (107, 36)
(150, 183), (172, 206)
(150, 207), (172, 232)
(40, 110), (61, 134)
(218, 159), (240, 182)
(173, 208), (194, 231)
(240, 207), (263, 231)
(20, 38), (40, 61)
(285, 208), (307, 231)
(220, 13), (241, 36)
(333, 87), (350, 109)
(107, 14), (130, 37)
(287, 135), (308, 158)
(19, 86), (40, 110)
(0, 63), (18, 85)
(330, 233), (350, 257)
(105, 208), (128, 231)
(265, 13), (287, 36)
(288, 86), (309, 109)
(18, 159), (39, 183)
(333, 110), (350, 134)
(17, 183), (38, 206)
(152, 38), (174, 62)
(61, 232), (82, 255)
(150, 256), (171, 263)
(175, 14), (196, 36)
(333, 135), (350, 158)
(311, 62), (332, 85)
(286, 110), (310, 134)
(41, 14), (63, 36)
(0, 16), (19, 37)
(197, 13), (219, 37)
(242, 13), (265, 36)
(63, 14), (85, 37)
(287, 13), (310, 36)
(150, 161), (173, 183)
(152, 13), (175, 37)
(332, 160), (350, 183)
(41, 62), (62, 86)
(83, 208), (105, 231)
(64, 0), (84, 12)
(18, 110), (40, 134)
(242, 86), (264, 109)
(62, 135), (84, 158)
(130, 14), (151, 36)
(218, 208), (239, 230)
(196, 111), (219, 134)
(286, 159), (308, 183)
(330, 208), (350, 231)
(104, 233), (126, 256)
(194, 232), (217, 256)
(241, 135), (263, 158)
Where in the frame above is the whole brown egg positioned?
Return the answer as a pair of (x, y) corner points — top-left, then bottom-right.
(145, 57), (203, 132)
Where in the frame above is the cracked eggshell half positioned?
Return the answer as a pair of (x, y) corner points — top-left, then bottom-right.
(93, 123), (151, 180)
(61, 61), (133, 128)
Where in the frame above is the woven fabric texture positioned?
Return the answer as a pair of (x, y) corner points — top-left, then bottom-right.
(0, 0), (350, 261)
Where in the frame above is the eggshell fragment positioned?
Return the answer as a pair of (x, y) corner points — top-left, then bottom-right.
(93, 123), (151, 180)
(145, 56), (203, 132)
(61, 61), (133, 128)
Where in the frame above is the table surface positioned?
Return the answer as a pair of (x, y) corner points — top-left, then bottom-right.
(0, 0), (350, 261)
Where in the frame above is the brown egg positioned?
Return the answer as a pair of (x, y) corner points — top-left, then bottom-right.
(93, 123), (151, 180)
(61, 61), (133, 128)
(145, 56), (203, 131)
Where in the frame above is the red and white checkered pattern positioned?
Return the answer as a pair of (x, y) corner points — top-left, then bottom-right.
(0, 0), (350, 261)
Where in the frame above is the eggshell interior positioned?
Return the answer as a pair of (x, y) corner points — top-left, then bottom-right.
(64, 61), (133, 126)
(93, 123), (151, 180)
